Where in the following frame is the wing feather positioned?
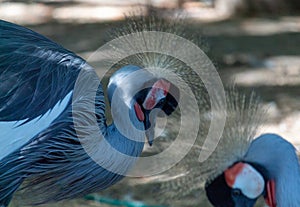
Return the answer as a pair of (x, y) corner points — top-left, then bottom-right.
(0, 20), (104, 159)
(0, 20), (85, 121)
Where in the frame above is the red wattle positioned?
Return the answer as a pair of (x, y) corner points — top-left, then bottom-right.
(134, 102), (145, 122)
(265, 180), (276, 207)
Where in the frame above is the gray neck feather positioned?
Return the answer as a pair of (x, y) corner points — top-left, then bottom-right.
(61, 63), (146, 177)
(244, 133), (300, 207)
(98, 66), (149, 174)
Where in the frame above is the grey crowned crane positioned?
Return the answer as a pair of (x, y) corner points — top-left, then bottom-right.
(205, 133), (300, 207)
(0, 20), (179, 206)
(157, 89), (300, 207)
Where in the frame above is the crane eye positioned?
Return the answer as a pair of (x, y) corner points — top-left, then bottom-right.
(232, 189), (242, 197)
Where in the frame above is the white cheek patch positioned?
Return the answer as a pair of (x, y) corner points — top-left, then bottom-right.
(225, 162), (265, 199)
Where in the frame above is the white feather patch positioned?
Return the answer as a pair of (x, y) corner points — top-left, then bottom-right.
(233, 163), (265, 199)
(0, 91), (72, 160)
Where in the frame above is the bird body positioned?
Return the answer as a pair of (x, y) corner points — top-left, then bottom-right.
(0, 20), (178, 206)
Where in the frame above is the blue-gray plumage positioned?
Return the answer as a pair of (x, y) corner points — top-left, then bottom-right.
(0, 20), (178, 206)
(244, 134), (300, 206)
(205, 133), (300, 207)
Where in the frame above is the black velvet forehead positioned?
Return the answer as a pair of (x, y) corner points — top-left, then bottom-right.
(205, 173), (234, 207)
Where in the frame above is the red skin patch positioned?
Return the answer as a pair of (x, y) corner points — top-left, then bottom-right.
(224, 162), (245, 187)
(144, 79), (171, 110)
(143, 92), (156, 110)
(134, 102), (144, 121)
(265, 180), (276, 207)
(153, 79), (170, 96)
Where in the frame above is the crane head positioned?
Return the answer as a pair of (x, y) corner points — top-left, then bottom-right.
(133, 77), (179, 146)
(137, 78), (178, 146)
(107, 65), (179, 146)
(205, 162), (267, 207)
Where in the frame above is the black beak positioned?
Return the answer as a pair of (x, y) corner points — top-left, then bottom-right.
(143, 109), (154, 146)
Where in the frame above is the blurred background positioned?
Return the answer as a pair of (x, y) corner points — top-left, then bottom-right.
(1, 0), (300, 206)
